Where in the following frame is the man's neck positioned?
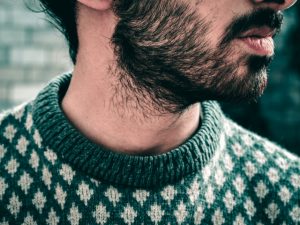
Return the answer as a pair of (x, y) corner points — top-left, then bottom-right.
(61, 6), (201, 155)
(61, 60), (201, 155)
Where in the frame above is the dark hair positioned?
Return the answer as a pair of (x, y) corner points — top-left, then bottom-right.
(38, 0), (78, 64)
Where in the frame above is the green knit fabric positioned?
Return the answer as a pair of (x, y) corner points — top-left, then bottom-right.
(0, 73), (299, 225)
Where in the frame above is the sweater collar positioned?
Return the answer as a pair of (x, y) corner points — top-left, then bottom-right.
(33, 73), (225, 188)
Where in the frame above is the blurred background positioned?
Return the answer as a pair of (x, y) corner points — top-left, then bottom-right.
(0, 0), (299, 156)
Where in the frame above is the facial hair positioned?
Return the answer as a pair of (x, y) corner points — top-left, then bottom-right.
(110, 0), (283, 114)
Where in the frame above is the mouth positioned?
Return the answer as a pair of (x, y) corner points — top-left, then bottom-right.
(236, 26), (277, 56)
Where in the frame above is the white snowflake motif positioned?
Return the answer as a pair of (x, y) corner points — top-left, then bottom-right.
(161, 185), (177, 205)
(104, 186), (122, 207)
(275, 157), (289, 171)
(32, 189), (46, 214)
(205, 185), (215, 208)
(278, 186), (291, 205)
(255, 180), (269, 203)
(223, 190), (236, 213)
(290, 173), (300, 190)
(241, 134), (254, 147)
(0, 177), (8, 201)
(59, 164), (75, 185)
(44, 148), (57, 165)
(290, 206), (300, 223)
(194, 205), (205, 225)
(120, 204), (137, 225)
(16, 136), (29, 156)
(233, 175), (245, 196)
(267, 168), (280, 185)
(263, 142), (276, 154)
(202, 165), (212, 183)
(18, 172), (33, 195)
(147, 204), (165, 225)
(33, 129), (42, 148)
(46, 208), (60, 225)
(12, 104), (25, 121)
(244, 198), (256, 219)
(7, 192), (22, 218)
(54, 184), (67, 210)
(4, 125), (17, 143)
(76, 181), (94, 206)
(212, 208), (225, 225)
(133, 190), (150, 206)
(253, 151), (267, 164)
(5, 157), (19, 177)
(0, 144), (7, 161)
(25, 113), (33, 131)
(244, 161), (257, 180)
(68, 203), (82, 225)
(223, 153), (234, 173)
(214, 168), (226, 189)
(187, 180), (200, 204)
(233, 214), (246, 225)
(29, 150), (39, 172)
(232, 143), (244, 158)
(93, 203), (110, 225)
(174, 201), (188, 225)
(42, 166), (52, 190)
(265, 202), (280, 224)
(22, 213), (37, 225)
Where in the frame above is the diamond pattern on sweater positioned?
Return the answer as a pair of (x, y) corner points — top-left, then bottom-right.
(44, 149), (57, 165)
(120, 204), (137, 225)
(174, 201), (187, 225)
(42, 166), (52, 190)
(46, 208), (60, 225)
(54, 184), (67, 210)
(32, 189), (46, 214)
(16, 136), (29, 156)
(22, 213), (37, 225)
(105, 186), (122, 207)
(76, 181), (94, 206)
(7, 193), (22, 218)
(0, 103), (300, 225)
(133, 190), (150, 206)
(5, 157), (19, 178)
(59, 164), (75, 185)
(93, 203), (110, 225)
(0, 177), (8, 200)
(67, 203), (82, 225)
(18, 171), (33, 195)
(194, 205), (204, 225)
(4, 125), (16, 143)
(147, 204), (165, 225)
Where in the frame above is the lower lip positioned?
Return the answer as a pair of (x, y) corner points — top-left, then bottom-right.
(238, 37), (274, 56)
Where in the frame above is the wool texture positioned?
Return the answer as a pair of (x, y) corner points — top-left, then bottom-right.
(0, 73), (300, 225)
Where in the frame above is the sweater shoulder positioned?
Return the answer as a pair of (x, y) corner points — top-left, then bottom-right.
(0, 102), (36, 163)
(223, 117), (300, 200)
(224, 117), (300, 165)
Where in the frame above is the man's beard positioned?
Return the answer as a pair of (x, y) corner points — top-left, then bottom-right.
(110, 0), (283, 114)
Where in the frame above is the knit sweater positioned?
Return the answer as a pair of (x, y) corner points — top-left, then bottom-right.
(0, 73), (299, 225)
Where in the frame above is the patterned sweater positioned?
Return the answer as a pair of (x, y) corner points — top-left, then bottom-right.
(0, 73), (300, 225)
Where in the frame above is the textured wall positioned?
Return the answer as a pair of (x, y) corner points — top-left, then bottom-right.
(0, 0), (71, 109)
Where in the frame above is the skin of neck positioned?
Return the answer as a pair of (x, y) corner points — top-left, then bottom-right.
(61, 3), (202, 155)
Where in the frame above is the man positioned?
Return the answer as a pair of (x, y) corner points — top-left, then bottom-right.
(0, 0), (299, 224)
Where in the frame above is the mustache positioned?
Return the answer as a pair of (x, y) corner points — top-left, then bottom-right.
(220, 8), (283, 46)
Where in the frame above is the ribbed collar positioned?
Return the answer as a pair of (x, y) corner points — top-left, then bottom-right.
(32, 73), (225, 188)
